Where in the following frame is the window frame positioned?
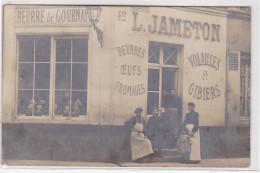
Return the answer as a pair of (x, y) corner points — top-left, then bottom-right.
(15, 34), (90, 121)
(239, 52), (251, 120)
(147, 42), (179, 114)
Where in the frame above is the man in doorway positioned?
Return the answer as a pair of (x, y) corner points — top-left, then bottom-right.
(162, 89), (181, 112)
(161, 89), (181, 138)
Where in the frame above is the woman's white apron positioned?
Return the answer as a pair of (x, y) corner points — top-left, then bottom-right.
(130, 118), (153, 160)
(185, 124), (201, 161)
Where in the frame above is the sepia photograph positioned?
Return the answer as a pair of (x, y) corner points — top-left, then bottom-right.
(1, 4), (253, 168)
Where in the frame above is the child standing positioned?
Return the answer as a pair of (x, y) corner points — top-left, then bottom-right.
(177, 128), (191, 163)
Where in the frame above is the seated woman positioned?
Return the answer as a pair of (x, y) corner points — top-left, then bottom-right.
(125, 108), (153, 162)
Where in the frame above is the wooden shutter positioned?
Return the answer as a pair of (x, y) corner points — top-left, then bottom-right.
(229, 51), (240, 71)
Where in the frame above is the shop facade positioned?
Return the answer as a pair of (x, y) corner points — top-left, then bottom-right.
(2, 6), (250, 163)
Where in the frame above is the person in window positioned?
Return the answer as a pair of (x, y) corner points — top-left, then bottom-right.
(183, 102), (201, 163)
(125, 108), (153, 162)
(147, 107), (166, 157)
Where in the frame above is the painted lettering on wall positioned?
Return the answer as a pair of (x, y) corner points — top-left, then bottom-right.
(187, 53), (221, 70)
(189, 83), (221, 100)
(120, 65), (142, 76)
(132, 12), (221, 42)
(117, 44), (146, 58)
(115, 44), (147, 96)
(187, 53), (222, 100)
(115, 82), (146, 96)
(16, 8), (90, 26)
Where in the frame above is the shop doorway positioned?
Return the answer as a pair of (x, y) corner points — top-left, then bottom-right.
(147, 42), (182, 149)
(147, 42), (180, 115)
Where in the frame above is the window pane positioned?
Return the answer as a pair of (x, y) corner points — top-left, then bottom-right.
(147, 92), (159, 115)
(55, 91), (71, 117)
(55, 64), (71, 89)
(18, 63), (33, 89)
(148, 45), (160, 64)
(148, 69), (159, 91)
(163, 47), (177, 65)
(240, 59), (250, 118)
(34, 90), (49, 116)
(72, 91), (87, 117)
(19, 37), (34, 62)
(72, 64), (88, 90)
(35, 36), (51, 62)
(17, 90), (33, 116)
(35, 63), (50, 89)
(56, 39), (71, 62)
(72, 39), (88, 62)
(162, 69), (176, 91)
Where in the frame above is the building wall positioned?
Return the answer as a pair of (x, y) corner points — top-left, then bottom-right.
(2, 6), (228, 126)
(3, 123), (241, 163)
(226, 14), (251, 126)
(225, 11), (251, 159)
(110, 7), (227, 126)
(227, 17), (251, 52)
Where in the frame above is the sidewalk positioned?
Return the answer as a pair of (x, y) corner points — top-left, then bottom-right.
(119, 158), (250, 168)
(3, 158), (250, 168)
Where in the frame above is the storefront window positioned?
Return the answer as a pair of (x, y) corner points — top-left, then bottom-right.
(16, 35), (88, 119)
(17, 36), (51, 116)
(147, 42), (178, 114)
(54, 38), (88, 117)
(240, 53), (250, 118)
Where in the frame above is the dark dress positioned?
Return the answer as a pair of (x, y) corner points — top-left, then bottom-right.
(183, 111), (199, 133)
(162, 94), (181, 110)
(161, 95), (182, 137)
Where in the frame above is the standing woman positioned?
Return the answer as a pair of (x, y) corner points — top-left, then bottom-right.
(183, 102), (201, 163)
(125, 108), (153, 161)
